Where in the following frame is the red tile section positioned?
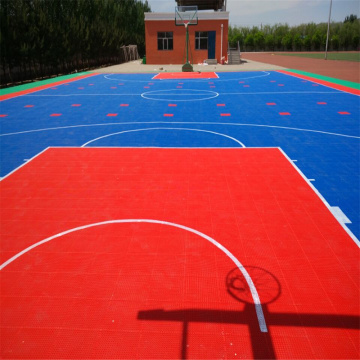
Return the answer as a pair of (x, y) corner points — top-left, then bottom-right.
(50, 113), (62, 117)
(217, 104), (225, 107)
(266, 103), (276, 106)
(107, 113), (118, 117)
(71, 104), (81, 107)
(24, 105), (34, 108)
(120, 104), (129, 107)
(220, 113), (231, 116)
(0, 148), (358, 360)
(317, 102), (327, 105)
(163, 114), (174, 117)
(153, 72), (218, 80)
(168, 104), (177, 107)
(338, 111), (350, 115)
(279, 112), (291, 115)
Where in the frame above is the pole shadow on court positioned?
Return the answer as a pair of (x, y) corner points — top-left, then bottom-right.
(138, 266), (359, 359)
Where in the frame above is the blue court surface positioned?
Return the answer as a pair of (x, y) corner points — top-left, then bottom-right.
(0, 70), (359, 240)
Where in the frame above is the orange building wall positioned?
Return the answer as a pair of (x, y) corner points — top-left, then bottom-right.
(145, 19), (228, 65)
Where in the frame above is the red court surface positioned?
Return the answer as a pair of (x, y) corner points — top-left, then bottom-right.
(153, 72), (219, 80)
(1, 148), (359, 359)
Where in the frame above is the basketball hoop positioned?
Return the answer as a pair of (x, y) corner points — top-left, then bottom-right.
(175, 6), (198, 27)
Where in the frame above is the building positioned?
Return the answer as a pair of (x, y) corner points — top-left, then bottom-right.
(144, 1), (229, 65)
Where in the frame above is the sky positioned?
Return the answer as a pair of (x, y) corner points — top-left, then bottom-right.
(146, 0), (360, 27)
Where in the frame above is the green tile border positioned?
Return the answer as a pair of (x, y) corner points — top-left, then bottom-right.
(285, 69), (360, 90)
(0, 72), (93, 95)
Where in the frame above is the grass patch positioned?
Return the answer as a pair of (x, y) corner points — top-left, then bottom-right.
(277, 52), (360, 62)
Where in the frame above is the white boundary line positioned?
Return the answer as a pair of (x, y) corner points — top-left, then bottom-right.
(279, 148), (359, 246)
(0, 147), (50, 182)
(81, 127), (246, 148)
(2, 122), (358, 139)
(0, 218), (268, 333)
(21, 90), (343, 98)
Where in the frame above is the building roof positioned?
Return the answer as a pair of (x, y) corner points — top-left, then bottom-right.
(144, 11), (229, 21)
(176, 0), (225, 11)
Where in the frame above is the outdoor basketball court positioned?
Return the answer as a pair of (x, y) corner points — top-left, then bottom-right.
(1, 69), (359, 359)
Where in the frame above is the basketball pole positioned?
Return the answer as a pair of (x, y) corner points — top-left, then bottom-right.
(186, 24), (189, 64)
(182, 23), (193, 72)
(325, 0), (332, 60)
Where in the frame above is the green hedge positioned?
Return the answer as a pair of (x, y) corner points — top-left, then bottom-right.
(0, 0), (151, 86)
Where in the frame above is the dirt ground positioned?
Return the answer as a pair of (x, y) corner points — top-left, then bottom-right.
(241, 52), (360, 83)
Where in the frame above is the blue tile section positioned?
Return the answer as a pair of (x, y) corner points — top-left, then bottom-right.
(0, 71), (359, 239)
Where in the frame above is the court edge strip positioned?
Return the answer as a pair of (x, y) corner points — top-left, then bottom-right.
(1, 146), (358, 247)
(285, 69), (359, 90)
(0, 73), (100, 101)
(277, 70), (360, 96)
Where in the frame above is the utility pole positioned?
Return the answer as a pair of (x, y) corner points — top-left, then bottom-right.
(325, 0), (333, 60)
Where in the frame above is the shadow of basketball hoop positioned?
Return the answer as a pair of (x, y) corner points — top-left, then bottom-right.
(226, 266), (281, 305)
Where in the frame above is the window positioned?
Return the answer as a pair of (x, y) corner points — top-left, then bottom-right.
(158, 32), (173, 50)
(195, 32), (208, 50)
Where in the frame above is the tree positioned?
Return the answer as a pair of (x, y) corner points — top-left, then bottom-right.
(302, 35), (311, 50)
(253, 31), (265, 51)
(265, 34), (275, 51)
(344, 14), (358, 23)
(293, 34), (302, 51)
(282, 34), (293, 50)
(331, 35), (340, 50)
(311, 32), (322, 50)
(226, 16), (359, 54)
(233, 33), (244, 49)
(352, 33), (360, 49)
(244, 34), (254, 51)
